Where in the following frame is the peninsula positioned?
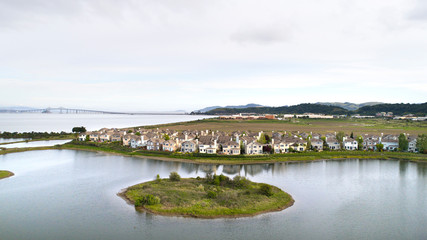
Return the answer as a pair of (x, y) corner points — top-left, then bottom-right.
(121, 172), (294, 218)
(0, 170), (14, 180)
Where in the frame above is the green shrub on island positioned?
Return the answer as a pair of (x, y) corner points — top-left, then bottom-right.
(135, 194), (160, 207)
(169, 172), (181, 181)
(123, 173), (294, 218)
(206, 191), (217, 199)
(259, 184), (273, 197)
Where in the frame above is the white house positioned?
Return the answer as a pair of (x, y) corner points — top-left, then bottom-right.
(343, 138), (358, 150)
(79, 133), (87, 141)
(198, 137), (218, 154)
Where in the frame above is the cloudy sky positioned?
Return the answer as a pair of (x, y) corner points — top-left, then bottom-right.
(1, 0), (426, 111)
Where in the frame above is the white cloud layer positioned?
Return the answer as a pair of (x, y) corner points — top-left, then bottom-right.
(0, 0), (426, 111)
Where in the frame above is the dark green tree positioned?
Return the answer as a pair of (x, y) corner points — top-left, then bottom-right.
(72, 126), (86, 133)
(376, 143), (384, 152)
(416, 134), (427, 154)
(398, 133), (409, 151)
(356, 135), (364, 150)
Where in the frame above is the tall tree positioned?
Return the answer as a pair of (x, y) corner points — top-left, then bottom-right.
(356, 135), (364, 150)
(416, 134), (427, 154)
(398, 133), (409, 151)
(336, 131), (345, 149)
(376, 143), (384, 152)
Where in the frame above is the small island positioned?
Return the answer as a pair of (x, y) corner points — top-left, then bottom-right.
(0, 170), (14, 180)
(121, 172), (294, 218)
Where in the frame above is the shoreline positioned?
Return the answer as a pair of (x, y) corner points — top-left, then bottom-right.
(118, 179), (295, 219)
(2, 144), (426, 165)
(57, 145), (427, 165)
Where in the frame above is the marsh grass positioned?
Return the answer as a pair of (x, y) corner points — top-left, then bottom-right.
(124, 176), (293, 218)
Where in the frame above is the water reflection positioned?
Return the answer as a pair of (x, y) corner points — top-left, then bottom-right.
(417, 162), (427, 177)
(1, 139), (71, 148)
(1, 150), (426, 240)
(0, 138), (30, 143)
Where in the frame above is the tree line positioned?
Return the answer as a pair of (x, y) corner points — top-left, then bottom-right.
(199, 102), (427, 116)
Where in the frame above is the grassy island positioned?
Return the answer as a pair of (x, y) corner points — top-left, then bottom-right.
(121, 172), (294, 218)
(0, 170), (14, 179)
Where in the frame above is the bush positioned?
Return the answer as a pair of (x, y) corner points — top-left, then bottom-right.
(259, 184), (273, 197)
(135, 194), (160, 206)
(206, 191), (217, 199)
(213, 176), (220, 186)
(156, 174), (161, 182)
(169, 172), (181, 181)
(232, 176), (250, 188)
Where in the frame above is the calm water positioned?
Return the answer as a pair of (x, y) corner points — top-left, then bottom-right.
(0, 140), (72, 148)
(0, 113), (211, 132)
(0, 138), (29, 143)
(1, 150), (426, 240)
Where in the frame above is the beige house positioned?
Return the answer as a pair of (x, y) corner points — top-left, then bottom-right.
(181, 140), (198, 153)
(147, 139), (164, 151)
(122, 135), (133, 146)
(222, 141), (240, 155)
(99, 133), (111, 142)
(162, 139), (180, 152)
(245, 141), (263, 155)
(291, 141), (307, 152)
(110, 132), (124, 142)
(89, 132), (100, 142)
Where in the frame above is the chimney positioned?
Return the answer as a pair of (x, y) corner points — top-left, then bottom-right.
(214, 139), (217, 147)
(185, 134), (188, 141)
(196, 139), (199, 145)
(272, 138), (275, 145)
(236, 135), (240, 144)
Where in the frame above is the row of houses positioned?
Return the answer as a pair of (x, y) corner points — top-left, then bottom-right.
(79, 128), (419, 155)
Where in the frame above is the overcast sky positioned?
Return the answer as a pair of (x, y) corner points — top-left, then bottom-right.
(1, 0), (426, 111)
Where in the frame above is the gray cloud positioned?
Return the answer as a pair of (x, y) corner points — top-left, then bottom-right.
(407, 0), (427, 20)
(230, 25), (290, 45)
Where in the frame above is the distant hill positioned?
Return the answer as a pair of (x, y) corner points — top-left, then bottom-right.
(195, 103), (264, 113)
(355, 102), (427, 116)
(316, 102), (383, 111)
(204, 103), (349, 115)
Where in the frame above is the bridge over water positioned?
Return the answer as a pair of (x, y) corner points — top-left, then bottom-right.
(6, 107), (186, 115)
